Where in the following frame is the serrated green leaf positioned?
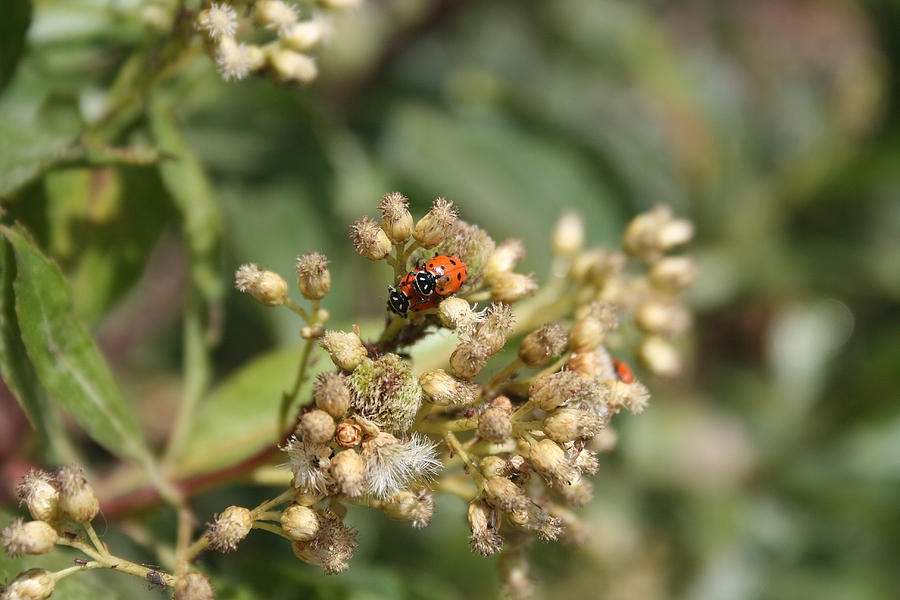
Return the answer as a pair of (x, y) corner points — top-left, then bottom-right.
(0, 0), (30, 93)
(1, 223), (152, 468)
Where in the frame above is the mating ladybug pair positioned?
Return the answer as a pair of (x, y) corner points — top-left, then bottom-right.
(387, 255), (467, 317)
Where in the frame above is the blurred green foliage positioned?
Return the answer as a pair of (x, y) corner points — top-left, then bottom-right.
(2, 0), (900, 598)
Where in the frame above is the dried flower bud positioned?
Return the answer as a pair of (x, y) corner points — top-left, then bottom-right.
(413, 198), (458, 248)
(330, 449), (366, 498)
(636, 300), (692, 337)
(235, 264), (289, 307)
(381, 489), (434, 528)
(360, 433), (440, 499)
(209, 506), (252, 552)
(298, 409), (336, 444)
(255, 0), (298, 36)
(624, 205), (693, 259)
(483, 477), (529, 513)
(291, 510), (358, 575)
(658, 219), (694, 251)
(519, 323), (567, 368)
(566, 350), (604, 378)
(529, 370), (585, 411)
(318, 329), (368, 371)
(553, 212), (585, 256)
(419, 369), (479, 406)
(479, 456), (507, 479)
(313, 372), (350, 417)
(214, 37), (255, 82)
(649, 255), (698, 291)
(174, 573), (215, 600)
(269, 49), (318, 84)
(349, 354), (422, 434)
(284, 437), (333, 493)
(15, 470), (58, 522)
(483, 239), (525, 285)
(449, 341), (489, 380)
(500, 549), (534, 598)
(467, 500), (502, 556)
(557, 477), (594, 507)
(602, 380), (651, 415)
(195, 3), (238, 41)
(638, 335), (683, 378)
(350, 216), (392, 260)
(437, 297), (477, 335)
(1, 519), (57, 557)
(378, 192), (414, 244)
(334, 419), (363, 447)
(1, 568), (55, 600)
(281, 505), (320, 542)
(55, 465), (98, 523)
(569, 302), (618, 352)
(528, 439), (579, 488)
(475, 303), (515, 355)
(478, 407), (512, 443)
(490, 272), (537, 304)
(542, 408), (604, 442)
(283, 19), (330, 52)
(295, 252), (331, 300)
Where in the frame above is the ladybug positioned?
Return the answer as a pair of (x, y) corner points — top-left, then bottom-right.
(610, 357), (634, 383)
(387, 271), (439, 318)
(413, 254), (467, 297)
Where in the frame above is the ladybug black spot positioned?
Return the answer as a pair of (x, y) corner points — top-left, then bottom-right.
(457, 273), (461, 280)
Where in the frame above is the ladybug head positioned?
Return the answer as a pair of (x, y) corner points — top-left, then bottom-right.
(387, 286), (410, 317)
(414, 270), (436, 296)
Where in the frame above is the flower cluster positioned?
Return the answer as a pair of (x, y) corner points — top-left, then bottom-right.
(194, 0), (362, 84)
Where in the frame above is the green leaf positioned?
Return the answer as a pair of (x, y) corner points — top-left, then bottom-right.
(0, 0), (30, 93)
(1, 223), (153, 468)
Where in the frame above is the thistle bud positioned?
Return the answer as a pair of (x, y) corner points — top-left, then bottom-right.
(174, 573), (216, 600)
(528, 439), (579, 488)
(55, 465), (99, 523)
(318, 329), (368, 371)
(467, 500), (502, 556)
(482, 477), (529, 513)
(15, 470), (58, 522)
(479, 456), (507, 478)
(381, 489), (434, 528)
(378, 192), (415, 244)
(483, 239), (525, 285)
(437, 297), (477, 335)
(334, 419), (363, 447)
(313, 372), (350, 417)
(1, 519), (58, 557)
(350, 216), (392, 260)
(543, 408), (604, 443)
(638, 335), (683, 378)
(298, 409), (336, 444)
(330, 450), (365, 498)
(209, 506), (252, 552)
(269, 49), (318, 84)
(449, 341), (489, 380)
(281, 505), (320, 542)
(635, 300), (692, 337)
(419, 369), (479, 406)
(283, 19), (329, 52)
(413, 198), (458, 248)
(519, 323), (567, 368)
(552, 212), (584, 256)
(1, 569), (55, 600)
(649, 255), (698, 291)
(235, 264), (289, 307)
(295, 252), (331, 300)
(490, 273), (537, 304)
(477, 407), (512, 443)
(254, 0), (298, 36)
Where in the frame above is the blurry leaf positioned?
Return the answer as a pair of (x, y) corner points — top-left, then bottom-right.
(0, 0), (30, 93)
(176, 344), (329, 477)
(1, 224), (152, 467)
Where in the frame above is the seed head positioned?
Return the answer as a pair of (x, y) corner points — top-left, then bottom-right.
(215, 38), (255, 82)
(254, 0), (299, 37)
(519, 323), (567, 368)
(603, 380), (651, 415)
(208, 506), (252, 552)
(529, 370), (596, 412)
(528, 439), (579, 488)
(281, 505), (320, 542)
(638, 335), (683, 378)
(195, 3), (238, 41)
(566, 349), (604, 378)
(378, 192), (414, 244)
(269, 49), (318, 85)
(475, 303), (515, 355)
(449, 340), (489, 380)
(435, 296), (474, 334)
(552, 212), (585, 256)
(235, 263), (288, 306)
(381, 488), (434, 528)
(314, 372), (351, 417)
(291, 509), (358, 575)
(490, 273), (537, 304)
(334, 419), (363, 447)
(1, 519), (57, 557)
(350, 216), (392, 260)
(174, 573), (215, 600)
(483, 239), (525, 285)
(349, 354), (422, 434)
(283, 436), (333, 493)
(298, 409), (336, 444)
(477, 407), (512, 443)
(283, 19), (330, 52)
(569, 301), (618, 352)
(55, 465), (99, 523)
(649, 255), (698, 291)
(479, 456), (507, 478)
(542, 408), (604, 443)
(360, 433), (441, 499)
(467, 500), (502, 556)
(330, 449), (366, 498)
(1, 568), (55, 600)
(413, 197), (458, 248)
(419, 369), (480, 406)
(318, 329), (368, 371)
(482, 476), (529, 513)
(557, 477), (594, 507)
(295, 252), (331, 300)
(15, 470), (58, 522)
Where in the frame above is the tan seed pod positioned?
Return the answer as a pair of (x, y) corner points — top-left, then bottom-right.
(298, 409), (336, 444)
(281, 505), (320, 542)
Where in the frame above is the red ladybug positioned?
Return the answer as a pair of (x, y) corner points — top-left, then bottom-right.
(387, 272), (439, 318)
(413, 255), (467, 297)
(610, 357), (634, 383)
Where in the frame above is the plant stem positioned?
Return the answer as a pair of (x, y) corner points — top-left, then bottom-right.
(484, 357), (524, 397)
(279, 337), (315, 431)
(417, 416), (477, 434)
(53, 562), (102, 579)
(56, 537), (176, 586)
(283, 299), (311, 321)
(251, 521), (290, 539)
(252, 489), (298, 516)
(82, 522), (108, 556)
(445, 432), (484, 488)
